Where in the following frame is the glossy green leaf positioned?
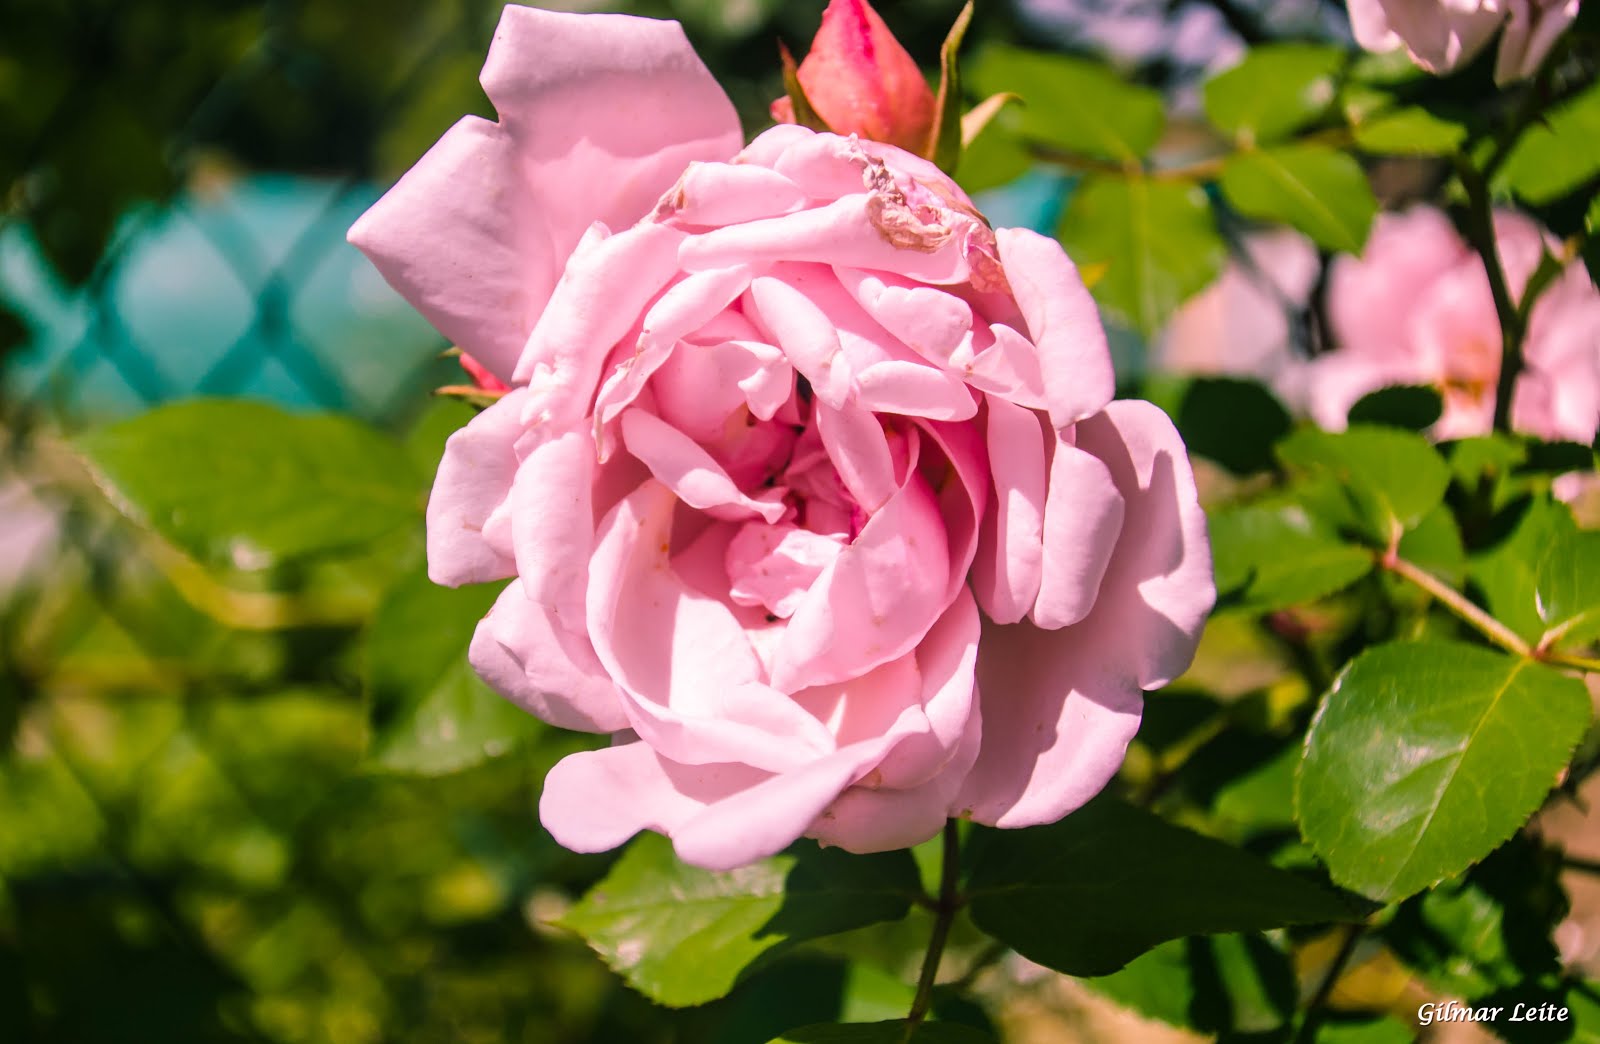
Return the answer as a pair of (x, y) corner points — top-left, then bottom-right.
(1204, 44), (1344, 144)
(966, 794), (1359, 977)
(1347, 385), (1444, 431)
(770, 1023), (993, 1044)
(1352, 106), (1467, 156)
(1087, 933), (1295, 1033)
(1210, 501), (1372, 609)
(76, 399), (420, 566)
(1174, 377), (1293, 474)
(1396, 504), (1466, 579)
(364, 567), (540, 775)
(1277, 425), (1451, 540)
(1220, 145), (1377, 253)
(560, 834), (921, 1007)
(1297, 641), (1591, 902)
(1058, 175), (1226, 336)
(1535, 530), (1600, 649)
(968, 46), (1165, 161)
(1497, 81), (1600, 204)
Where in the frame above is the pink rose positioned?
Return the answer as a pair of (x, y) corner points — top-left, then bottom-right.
(1346, 0), (1580, 83)
(1308, 205), (1600, 442)
(1154, 229), (1320, 396)
(350, 6), (1213, 870)
(770, 0), (938, 156)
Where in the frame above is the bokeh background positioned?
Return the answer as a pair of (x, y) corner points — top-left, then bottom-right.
(0, 1), (1382, 1041)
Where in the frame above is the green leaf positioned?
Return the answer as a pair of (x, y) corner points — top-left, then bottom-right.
(1497, 80), (1600, 205)
(560, 834), (921, 1007)
(364, 568), (540, 775)
(968, 46), (1165, 162)
(76, 399), (420, 566)
(1219, 145), (1377, 253)
(1204, 44), (1344, 144)
(770, 1023), (993, 1044)
(965, 793), (1359, 977)
(1346, 385), (1444, 432)
(1277, 425), (1452, 541)
(1087, 934), (1295, 1033)
(1058, 175), (1226, 337)
(1296, 641), (1591, 902)
(1535, 529), (1600, 649)
(1471, 495), (1579, 643)
(1352, 106), (1468, 156)
(1174, 377), (1293, 475)
(1209, 501), (1372, 610)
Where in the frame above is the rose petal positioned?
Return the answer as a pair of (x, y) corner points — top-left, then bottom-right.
(586, 481), (836, 770)
(662, 162), (810, 227)
(514, 223), (688, 406)
(1033, 428), (1127, 630)
(349, 118), (550, 384)
(482, 6), (742, 255)
(995, 227), (1114, 427)
(815, 401), (897, 513)
(621, 408), (786, 523)
(1073, 400), (1214, 689)
(469, 578), (627, 733)
(971, 395), (1047, 624)
(509, 425), (595, 616)
(426, 388), (528, 585)
(745, 273), (854, 408)
(770, 469), (951, 692)
(953, 617), (1142, 827)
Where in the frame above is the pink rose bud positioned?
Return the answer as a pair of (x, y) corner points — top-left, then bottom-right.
(350, 6), (1213, 872)
(771, 0), (938, 155)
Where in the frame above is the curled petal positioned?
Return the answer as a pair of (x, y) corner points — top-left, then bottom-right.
(1033, 430), (1126, 630)
(426, 388), (528, 586)
(470, 579), (627, 733)
(996, 227), (1115, 427)
(971, 395), (1047, 624)
(621, 409), (787, 523)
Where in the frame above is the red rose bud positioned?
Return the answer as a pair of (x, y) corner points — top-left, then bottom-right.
(771, 0), (937, 155)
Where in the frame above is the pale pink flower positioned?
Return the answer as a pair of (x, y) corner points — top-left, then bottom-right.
(1155, 229), (1321, 394)
(350, 6), (1212, 870)
(770, 0), (938, 155)
(1309, 205), (1600, 443)
(1346, 0), (1581, 84)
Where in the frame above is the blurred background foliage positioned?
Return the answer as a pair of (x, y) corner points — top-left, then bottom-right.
(5, 0), (1600, 1041)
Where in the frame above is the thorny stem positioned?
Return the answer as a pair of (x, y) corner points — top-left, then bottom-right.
(905, 819), (964, 1036)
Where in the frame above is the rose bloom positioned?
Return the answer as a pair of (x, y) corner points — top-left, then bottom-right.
(1347, 0), (1581, 83)
(350, 5), (1213, 870)
(1306, 206), (1600, 443)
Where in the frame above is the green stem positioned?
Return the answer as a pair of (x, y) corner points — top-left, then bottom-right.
(1379, 550), (1531, 656)
(906, 820), (963, 1036)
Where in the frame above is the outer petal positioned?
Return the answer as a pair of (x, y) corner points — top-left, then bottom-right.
(426, 388), (528, 585)
(483, 6), (741, 268)
(1033, 430), (1127, 631)
(995, 228), (1115, 428)
(1327, 207), (1466, 360)
(540, 729), (918, 871)
(953, 617), (1143, 827)
(470, 578), (627, 733)
(349, 118), (548, 383)
(1073, 400), (1214, 689)
(1377, 0), (1504, 73)
(1495, 0), (1579, 83)
(510, 425), (594, 615)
